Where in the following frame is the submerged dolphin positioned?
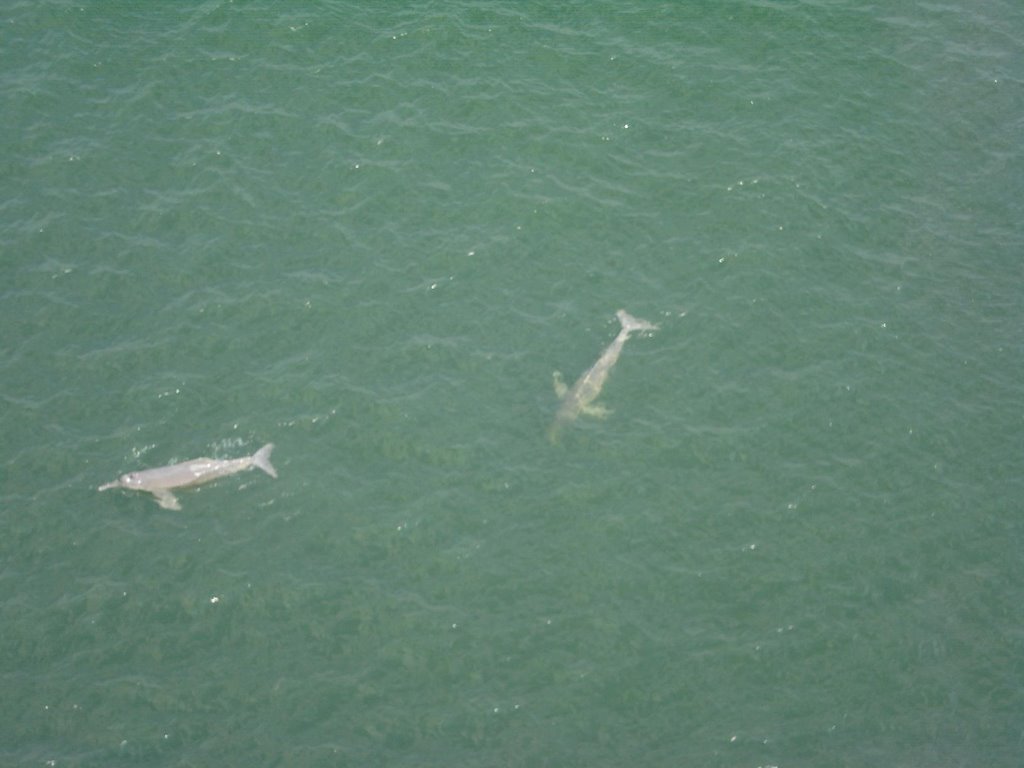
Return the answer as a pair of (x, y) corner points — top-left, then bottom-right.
(98, 443), (277, 510)
(548, 309), (659, 442)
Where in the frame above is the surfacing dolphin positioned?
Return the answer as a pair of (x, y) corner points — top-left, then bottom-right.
(98, 443), (277, 510)
(548, 309), (659, 442)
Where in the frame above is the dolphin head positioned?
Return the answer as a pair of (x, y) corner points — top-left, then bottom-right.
(118, 472), (145, 489)
(98, 472), (143, 492)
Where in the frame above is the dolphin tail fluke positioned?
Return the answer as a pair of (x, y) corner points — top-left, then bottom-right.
(253, 443), (278, 479)
(616, 309), (659, 334)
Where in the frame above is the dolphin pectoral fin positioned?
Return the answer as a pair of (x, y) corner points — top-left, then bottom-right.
(553, 371), (567, 398)
(581, 403), (611, 419)
(152, 490), (181, 510)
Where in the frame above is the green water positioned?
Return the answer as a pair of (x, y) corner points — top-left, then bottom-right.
(3, 2), (1023, 766)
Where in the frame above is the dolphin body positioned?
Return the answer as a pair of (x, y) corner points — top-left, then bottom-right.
(98, 443), (277, 510)
(548, 309), (659, 442)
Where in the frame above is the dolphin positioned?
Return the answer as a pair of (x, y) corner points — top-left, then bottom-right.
(548, 309), (659, 442)
(98, 443), (277, 510)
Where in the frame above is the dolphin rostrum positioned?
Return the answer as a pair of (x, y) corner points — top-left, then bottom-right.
(98, 443), (277, 510)
(548, 309), (659, 442)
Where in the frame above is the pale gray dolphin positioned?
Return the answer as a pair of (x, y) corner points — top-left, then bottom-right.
(548, 310), (658, 442)
(98, 443), (277, 510)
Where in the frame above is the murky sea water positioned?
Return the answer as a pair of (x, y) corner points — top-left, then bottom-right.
(3, 2), (1023, 765)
